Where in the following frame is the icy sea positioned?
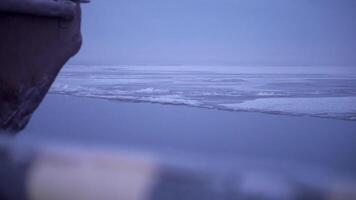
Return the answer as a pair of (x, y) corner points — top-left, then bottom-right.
(51, 65), (356, 121)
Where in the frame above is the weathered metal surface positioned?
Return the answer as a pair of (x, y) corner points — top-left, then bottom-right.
(0, 0), (75, 20)
(0, 0), (85, 133)
(0, 0), (89, 19)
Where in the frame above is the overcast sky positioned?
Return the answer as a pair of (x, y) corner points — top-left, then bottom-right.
(70, 0), (356, 66)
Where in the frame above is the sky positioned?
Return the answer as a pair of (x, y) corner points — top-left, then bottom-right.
(70, 0), (356, 66)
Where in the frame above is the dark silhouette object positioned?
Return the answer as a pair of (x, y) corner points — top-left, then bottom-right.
(0, 0), (86, 133)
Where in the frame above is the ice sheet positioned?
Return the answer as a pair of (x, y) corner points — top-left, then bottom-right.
(50, 65), (356, 120)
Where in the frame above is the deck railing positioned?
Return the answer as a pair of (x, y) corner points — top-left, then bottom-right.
(1, 136), (356, 200)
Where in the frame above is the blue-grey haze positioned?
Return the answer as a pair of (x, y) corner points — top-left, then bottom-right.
(71, 0), (356, 66)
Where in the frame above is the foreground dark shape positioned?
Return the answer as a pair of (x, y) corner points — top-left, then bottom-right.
(0, 0), (83, 133)
(1, 137), (355, 200)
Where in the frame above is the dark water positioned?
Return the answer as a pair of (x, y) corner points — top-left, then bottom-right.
(20, 95), (356, 179)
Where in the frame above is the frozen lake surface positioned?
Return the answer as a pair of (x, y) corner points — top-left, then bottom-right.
(51, 65), (356, 120)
